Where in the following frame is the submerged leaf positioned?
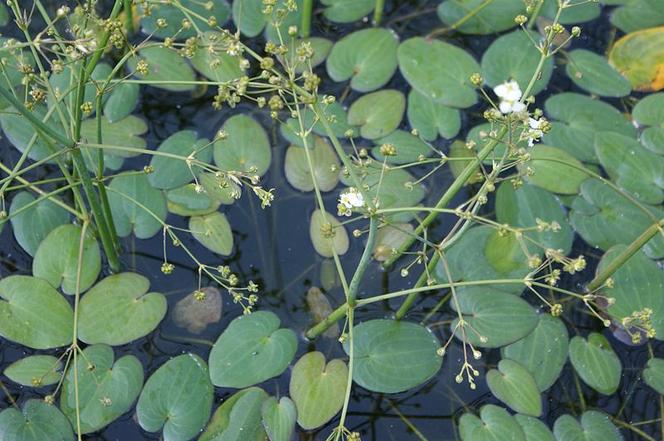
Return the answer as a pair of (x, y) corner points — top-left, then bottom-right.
(309, 209), (350, 257)
(173, 287), (222, 334)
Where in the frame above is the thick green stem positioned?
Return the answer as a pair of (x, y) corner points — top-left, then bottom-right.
(587, 219), (664, 292)
(124, 0), (133, 34)
(348, 217), (378, 306)
(301, 0), (313, 38)
(374, 0), (385, 26)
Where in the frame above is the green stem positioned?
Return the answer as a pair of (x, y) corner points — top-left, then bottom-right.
(124, 0), (133, 34)
(348, 217), (378, 306)
(374, 0), (385, 26)
(301, 0), (313, 38)
(587, 219), (664, 292)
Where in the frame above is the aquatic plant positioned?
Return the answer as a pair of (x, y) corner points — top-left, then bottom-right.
(0, 0), (663, 440)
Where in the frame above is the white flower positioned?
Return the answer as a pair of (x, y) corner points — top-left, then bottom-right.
(337, 187), (365, 217)
(494, 80), (526, 114)
(526, 117), (544, 147)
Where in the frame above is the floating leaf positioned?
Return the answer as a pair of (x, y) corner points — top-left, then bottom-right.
(485, 230), (527, 274)
(190, 212), (234, 256)
(3, 355), (62, 387)
(597, 245), (664, 340)
(371, 130), (431, 164)
(166, 184), (220, 217)
(595, 132), (664, 205)
(290, 352), (347, 430)
(0, 105), (66, 161)
(520, 145), (589, 195)
(515, 414), (556, 441)
(306, 287), (340, 339)
(569, 179), (664, 259)
(209, 311), (297, 388)
(104, 82), (140, 123)
(284, 102), (354, 142)
(80, 115), (147, 159)
(632, 92), (664, 154)
(78, 273), (167, 346)
(173, 287), (222, 334)
(285, 136), (340, 191)
(261, 397), (297, 441)
(49, 63), (112, 111)
(127, 46), (196, 92)
(32, 224), (101, 295)
(553, 411), (622, 441)
(264, 0), (303, 42)
(347, 89), (405, 139)
(344, 319), (442, 393)
(459, 404), (526, 441)
(191, 32), (243, 82)
(309, 209), (350, 257)
(611, 0), (664, 33)
(108, 172), (167, 239)
(543, 93), (636, 163)
(200, 387), (268, 441)
(137, 354), (214, 441)
(448, 140), (483, 184)
(609, 27), (664, 92)
(481, 30), (554, 96)
(0, 400), (74, 441)
(0, 276), (73, 349)
(372, 223), (414, 262)
(502, 315), (569, 392)
(232, 0), (267, 36)
(9, 191), (69, 256)
(565, 50), (631, 97)
(61, 345), (144, 434)
(541, 0), (600, 23)
(322, 0), (374, 23)
(148, 131), (212, 190)
(282, 37), (333, 73)
(437, 0), (525, 34)
(398, 38), (478, 107)
(451, 287), (538, 348)
(406, 90), (460, 141)
(643, 358), (664, 394)
(487, 359), (542, 417)
(569, 333), (622, 395)
(140, 0), (230, 40)
(326, 28), (398, 92)
(214, 114), (271, 176)
(496, 182), (574, 254)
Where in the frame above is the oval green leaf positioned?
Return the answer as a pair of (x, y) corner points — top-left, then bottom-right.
(3, 355), (62, 387)
(214, 114), (271, 176)
(487, 359), (542, 417)
(553, 411), (622, 441)
(566, 49), (631, 97)
(108, 172), (167, 239)
(190, 212), (234, 256)
(309, 209), (350, 257)
(148, 130), (212, 190)
(200, 387), (268, 441)
(0, 400), (74, 441)
(569, 333), (622, 395)
(9, 191), (69, 256)
(347, 89), (405, 139)
(261, 396), (297, 441)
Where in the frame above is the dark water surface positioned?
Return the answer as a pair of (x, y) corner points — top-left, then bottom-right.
(0, 1), (662, 440)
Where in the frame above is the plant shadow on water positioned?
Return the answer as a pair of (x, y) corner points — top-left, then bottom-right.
(1, 0), (664, 440)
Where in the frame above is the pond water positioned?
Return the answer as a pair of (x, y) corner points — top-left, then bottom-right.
(0, 0), (662, 440)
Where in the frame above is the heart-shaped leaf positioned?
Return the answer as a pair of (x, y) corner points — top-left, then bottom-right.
(322, 0), (374, 23)
(309, 209), (350, 257)
(166, 184), (221, 217)
(3, 355), (62, 387)
(209, 311), (297, 388)
(190, 212), (234, 256)
(502, 315), (569, 391)
(609, 27), (664, 92)
(32, 224), (101, 295)
(232, 0), (266, 37)
(78, 273), (167, 346)
(137, 353), (213, 441)
(282, 102), (354, 144)
(80, 115), (147, 158)
(214, 114), (271, 176)
(0, 105), (66, 161)
(570, 179), (664, 259)
(60, 345), (144, 434)
(407, 90), (460, 141)
(398, 37), (479, 107)
(0, 276), (73, 349)
(553, 411), (622, 441)
(344, 319), (442, 393)
(632, 92), (664, 154)
(104, 82), (139, 122)
(108, 172), (167, 239)
(200, 387), (268, 441)
(261, 396), (297, 441)
(9, 191), (69, 256)
(437, 0), (525, 34)
(0, 400), (74, 441)
(610, 0), (664, 33)
(459, 404), (526, 441)
(371, 130), (431, 164)
(481, 30), (554, 95)
(519, 145), (589, 195)
(326, 28), (398, 92)
(596, 245), (664, 340)
(191, 32), (243, 82)
(644, 358), (664, 394)
(569, 333), (622, 395)
(148, 130), (212, 190)
(347, 89), (405, 139)
(541, 0), (599, 24)
(372, 223), (414, 262)
(290, 352), (347, 430)
(487, 359), (542, 416)
(127, 46), (196, 92)
(515, 414), (555, 441)
(451, 287), (538, 348)
(595, 132), (664, 205)
(284, 136), (340, 192)
(565, 49), (631, 97)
